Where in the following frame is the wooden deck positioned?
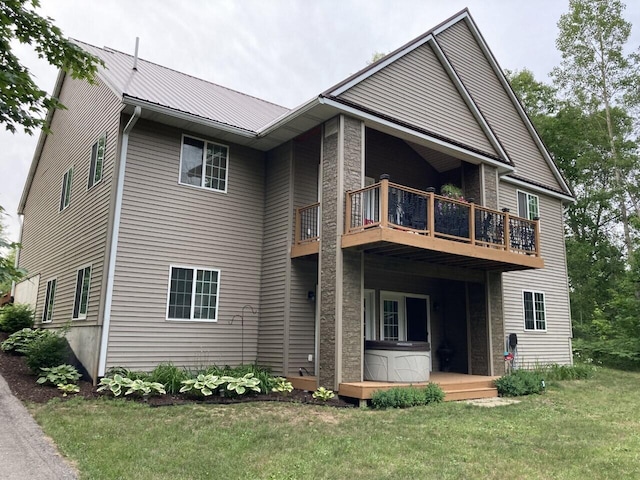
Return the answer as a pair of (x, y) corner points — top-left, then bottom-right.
(288, 372), (499, 402)
(291, 179), (543, 271)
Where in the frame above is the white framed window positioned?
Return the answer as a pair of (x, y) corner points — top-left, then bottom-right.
(523, 290), (546, 331)
(73, 265), (91, 320)
(60, 167), (73, 211)
(166, 266), (221, 321)
(517, 190), (539, 220)
(42, 278), (57, 323)
(88, 133), (106, 189)
(179, 135), (229, 192)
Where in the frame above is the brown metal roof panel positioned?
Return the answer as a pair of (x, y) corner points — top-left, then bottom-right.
(75, 40), (290, 132)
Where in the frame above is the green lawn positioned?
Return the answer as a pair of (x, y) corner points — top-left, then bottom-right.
(30, 368), (640, 480)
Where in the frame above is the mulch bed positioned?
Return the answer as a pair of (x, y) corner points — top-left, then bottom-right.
(0, 333), (353, 408)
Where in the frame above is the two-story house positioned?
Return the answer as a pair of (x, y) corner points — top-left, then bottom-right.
(15, 10), (573, 398)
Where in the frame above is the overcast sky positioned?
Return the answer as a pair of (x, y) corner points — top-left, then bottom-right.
(1, 0), (639, 242)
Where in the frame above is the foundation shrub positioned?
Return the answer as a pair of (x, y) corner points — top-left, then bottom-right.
(24, 331), (70, 374)
(0, 304), (34, 333)
(371, 383), (445, 409)
(496, 369), (545, 397)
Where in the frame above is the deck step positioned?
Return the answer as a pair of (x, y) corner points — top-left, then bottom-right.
(444, 387), (498, 401)
(438, 380), (496, 391)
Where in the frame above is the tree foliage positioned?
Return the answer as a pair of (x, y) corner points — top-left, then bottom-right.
(509, 0), (640, 369)
(0, 0), (102, 135)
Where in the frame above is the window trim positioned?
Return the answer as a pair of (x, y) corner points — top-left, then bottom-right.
(60, 167), (73, 212)
(516, 189), (540, 221)
(178, 134), (229, 193)
(88, 132), (107, 189)
(72, 264), (92, 320)
(165, 265), (221, 322)
(522, 289), (547, 332)
(42, 278), (57, 324)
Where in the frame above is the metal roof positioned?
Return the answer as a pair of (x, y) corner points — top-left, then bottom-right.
(75, 40), (290, 133)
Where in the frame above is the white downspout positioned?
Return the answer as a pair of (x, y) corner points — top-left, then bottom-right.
(98, 106), (141, 376)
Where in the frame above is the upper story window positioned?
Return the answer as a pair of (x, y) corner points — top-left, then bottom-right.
(179, 135), (228, 192)
(42, 278), (57, 323)
(88, 133), (106, 189)
(166, 266), (220, 321)
(73, 265), (91, 320)
(517, 190), (539, 220)
(523, 290), (546, 331)
(60, 167), (73, 211)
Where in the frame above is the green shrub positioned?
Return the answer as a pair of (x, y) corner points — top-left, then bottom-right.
(148, 363), (190, 394)
(37, 364), (81, 386)
(0, 304), (34, 333)
(24, 331), (69, 374)
(1, 328), (48, 354)
(531, 363), (596, 381)
(370, 384), (445, 409)
(104, 366), (150, 381)
(495, 369), (545, 397)
(180, 374), (226, 396)
(573, 338), (640, 371)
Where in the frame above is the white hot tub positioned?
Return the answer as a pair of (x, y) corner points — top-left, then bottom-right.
(364, 340), (431, 383)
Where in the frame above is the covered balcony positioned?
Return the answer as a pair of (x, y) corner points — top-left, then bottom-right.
(292, 178), (543, 271)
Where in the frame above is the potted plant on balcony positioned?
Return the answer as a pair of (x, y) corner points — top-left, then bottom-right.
(435, 184), (469, 238)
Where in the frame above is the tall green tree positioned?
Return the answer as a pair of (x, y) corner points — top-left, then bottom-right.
(553, 0), (640, 255)
(0, 0), (102, 134)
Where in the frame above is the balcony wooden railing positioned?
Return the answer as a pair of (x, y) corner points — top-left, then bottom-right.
(292, 202), (320, 257)
(345, 179), (541, 257)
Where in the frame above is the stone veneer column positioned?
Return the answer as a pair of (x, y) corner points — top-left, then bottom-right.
(467, 282), (489, 376)
(318, 115), (363, 389)
(483, 164), (504, 375)
(488, 272), (505, 376)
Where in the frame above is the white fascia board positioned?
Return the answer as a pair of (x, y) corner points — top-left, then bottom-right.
(122, 96), (256, 138)
(328, 35), (435, 97)
(432, 10), (470, 35)
(460, 16), (572, 195)
(257, 97), (320, 136)
(501, 176), (575, 203)
(428, 37), (510, 163)
(319, 97), (514, 173)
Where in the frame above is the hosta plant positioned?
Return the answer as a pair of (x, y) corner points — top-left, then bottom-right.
(312, 386), (335, 401)
(57, 383), (80, 396)
(271, 377), (293, 394)
(223, 373), (261, 395)
(97, 374), (166, 397)
(1, 328), (48, 354)
(37, 364), (81, 386)
(179, 374), (225, 396)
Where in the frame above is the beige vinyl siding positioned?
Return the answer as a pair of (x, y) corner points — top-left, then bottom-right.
(256, 143), (292, 373)
(339, 42), (497, 157)
(365, 128), (439, 189)
(19, 75), (121, 329)
(500, 182), (572, 364)
(436, 21), (563, 191)
(106, 120), (265, 371)
(287, 134), (321, 375)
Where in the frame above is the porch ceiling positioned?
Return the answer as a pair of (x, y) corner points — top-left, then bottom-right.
(341, 228), (544, 272)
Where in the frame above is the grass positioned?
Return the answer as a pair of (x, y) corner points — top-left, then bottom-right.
(29, 368), (640, 479)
